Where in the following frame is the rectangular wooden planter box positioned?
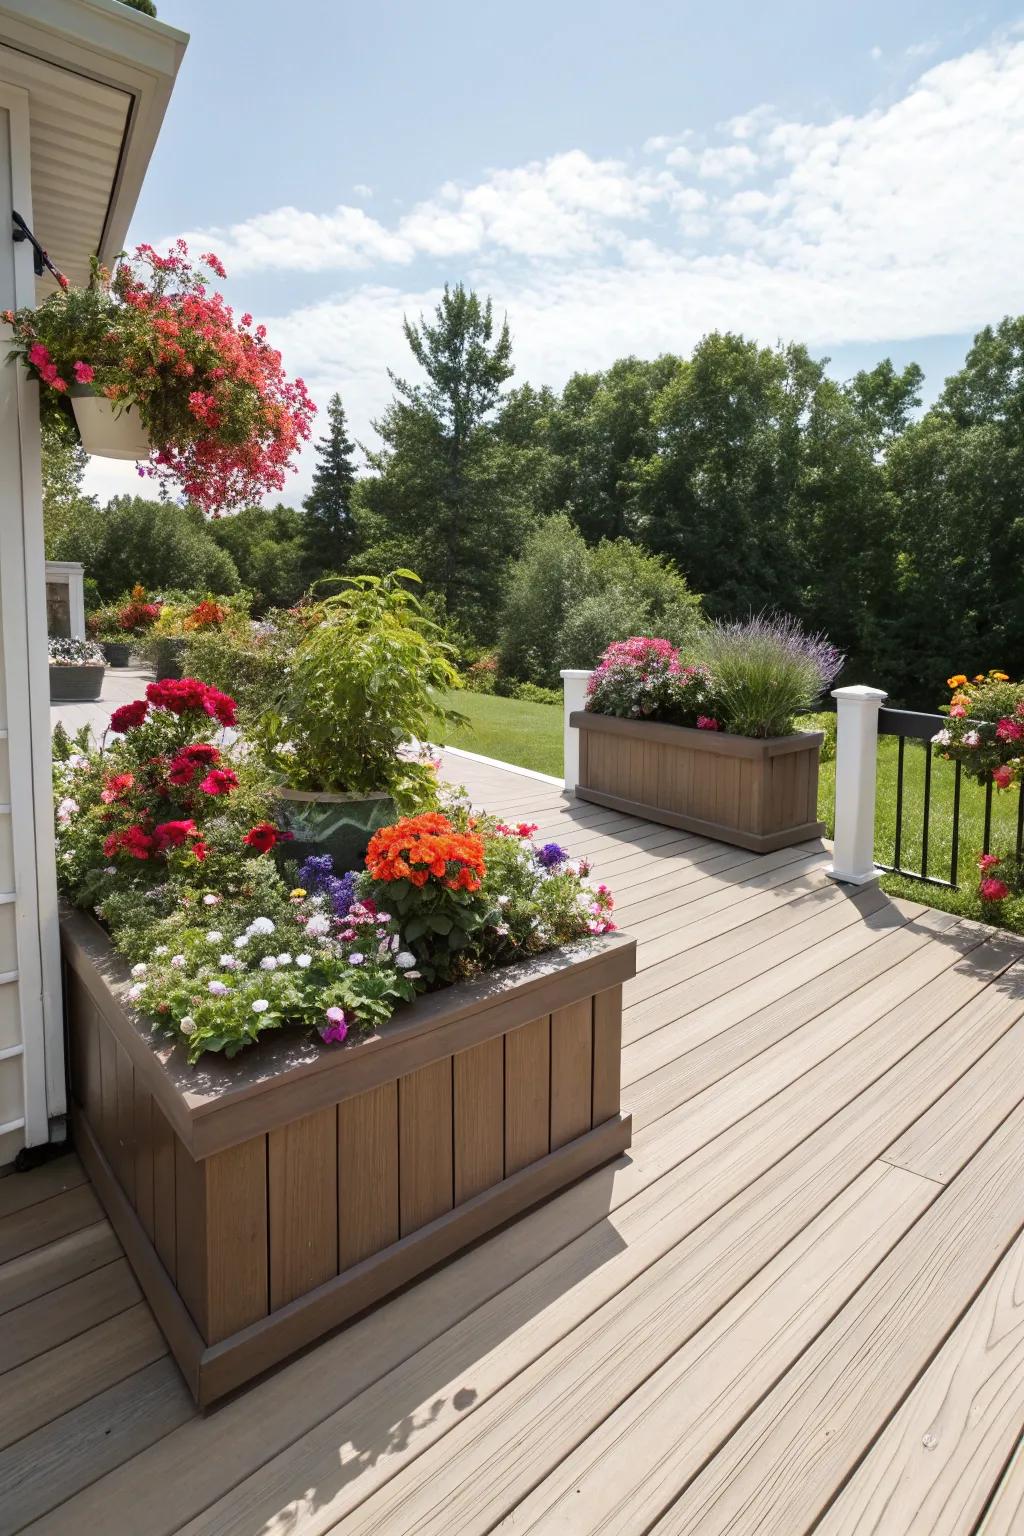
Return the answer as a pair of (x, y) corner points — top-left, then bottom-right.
(61, 909), (635, 1406)
(571, 710), (826, 853)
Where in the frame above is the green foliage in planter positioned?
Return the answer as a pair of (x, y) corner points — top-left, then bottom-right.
(118, 0), (158, 14)
(254, 572), (463, 808)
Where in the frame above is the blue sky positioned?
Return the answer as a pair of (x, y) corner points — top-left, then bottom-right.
(87, 0), (1024, 501)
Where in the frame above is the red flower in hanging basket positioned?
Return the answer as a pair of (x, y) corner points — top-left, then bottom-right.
(4, 243), (316, 514)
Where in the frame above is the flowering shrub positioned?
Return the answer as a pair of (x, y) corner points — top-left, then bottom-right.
(49, 637), (104, 666)
(54, 694), (618, 1060)
(933, 671), (1024, 787)
(4, 243), (315, 513)
(586, 637), (715, 726)
(53, 677), (273, 914)
(585, 617), (842, 738)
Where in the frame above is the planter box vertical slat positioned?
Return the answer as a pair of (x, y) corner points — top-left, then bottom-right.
(61, 909), (634, 1404)
(571, 711), (826, 853)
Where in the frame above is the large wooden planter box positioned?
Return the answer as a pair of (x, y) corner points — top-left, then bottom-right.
(572, 710), (825, 853)
(61, 909), (635, 1406)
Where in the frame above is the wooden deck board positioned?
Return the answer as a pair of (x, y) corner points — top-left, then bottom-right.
(6, 751), (1024, 1536)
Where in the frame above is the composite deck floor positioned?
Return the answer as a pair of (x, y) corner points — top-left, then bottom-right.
(4, 750), (1024, 1533)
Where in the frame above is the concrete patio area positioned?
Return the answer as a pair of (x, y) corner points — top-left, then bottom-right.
(3, 749), (1024, 1533)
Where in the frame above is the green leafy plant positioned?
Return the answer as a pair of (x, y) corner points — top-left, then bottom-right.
(254, 572), (463, 808)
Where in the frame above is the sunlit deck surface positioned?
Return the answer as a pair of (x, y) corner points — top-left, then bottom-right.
(5, 749), (1024, 1535)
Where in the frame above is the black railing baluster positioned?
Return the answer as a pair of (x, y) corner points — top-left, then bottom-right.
(893, 736), (905, 872)
(983, 778), (993, 856)
(921, 743), (932, 878)
(951, 761), (962, 887)
(875, 705), (980, 891)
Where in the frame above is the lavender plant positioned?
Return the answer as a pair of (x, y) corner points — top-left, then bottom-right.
(697, 614), (843, 738)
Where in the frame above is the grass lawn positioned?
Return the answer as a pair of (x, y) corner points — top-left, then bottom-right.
(439, 692), (1024, 931)
(438, 690), (563, 778)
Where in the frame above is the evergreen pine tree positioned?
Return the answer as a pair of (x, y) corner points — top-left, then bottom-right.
(302, 392), (358, 579)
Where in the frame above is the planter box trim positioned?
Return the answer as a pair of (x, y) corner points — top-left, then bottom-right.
(61, 907), (634, 1160)
(571, 710), (824, 759)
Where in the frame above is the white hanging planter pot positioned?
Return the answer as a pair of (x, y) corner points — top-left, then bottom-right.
(68, 386), (152, 462)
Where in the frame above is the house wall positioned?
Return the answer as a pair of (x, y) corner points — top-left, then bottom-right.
(0, 81), (67, 1166)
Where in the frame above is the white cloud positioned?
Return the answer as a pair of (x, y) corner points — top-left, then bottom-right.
(352, 183), (373, 198)
(170, 204), (413, 273)
(101, 32), (1024, 510)
(697, 144), (760, 180)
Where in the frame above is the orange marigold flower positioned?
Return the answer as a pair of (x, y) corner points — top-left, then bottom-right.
(366, 814), (486, 891)
(947, 674), (968, 688)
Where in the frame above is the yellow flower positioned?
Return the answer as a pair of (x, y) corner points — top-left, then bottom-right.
(992, 671), (1010, 681)
(947, 674), (968, 688)
(973, 674), (985, 683)
(289, 887), (307, 900)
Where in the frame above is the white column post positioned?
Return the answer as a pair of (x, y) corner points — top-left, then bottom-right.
(827, 684), (888, 886)
(560, 669), (593, 795)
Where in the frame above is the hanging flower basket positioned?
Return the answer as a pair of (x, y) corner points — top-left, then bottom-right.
(3, 243), (316, 513)
(69, 385), (152, 461)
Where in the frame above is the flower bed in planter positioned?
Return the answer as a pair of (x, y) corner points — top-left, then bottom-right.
(572, 710), (825, 852)
(573, 625), (838, 852)
(62, 908), (634, 1405)
(48, 637), (105, 702)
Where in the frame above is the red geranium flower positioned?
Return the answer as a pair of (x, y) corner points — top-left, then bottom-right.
(104, 824), (154, 860)
(167, 742), (221, 785)
(109, 699), (149, 733)
(192, 839), (209, 862)
(153, 819), (197, 850)
(199, 767), (238, 796)
(243, 821), (281, 853)
(100, 772), (135, 804)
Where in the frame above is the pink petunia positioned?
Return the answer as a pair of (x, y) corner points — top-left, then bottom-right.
(73, 361), (95, 384)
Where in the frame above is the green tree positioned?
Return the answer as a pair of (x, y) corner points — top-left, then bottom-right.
(542, 355), (684, 543)
(209, 504), (308, 611)
(41, 411), (98, 559)
(359, 284), (527, 633)
(497, 515), (703, 686)
(301, 393), (358, 579)
(51, 496), (240, 600)
(844, 359), (924, 449)
(883, 318), (1024, 703)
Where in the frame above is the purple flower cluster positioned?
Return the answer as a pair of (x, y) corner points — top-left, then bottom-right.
(297, 853), (358, 918)
(536, 842), (568, 869)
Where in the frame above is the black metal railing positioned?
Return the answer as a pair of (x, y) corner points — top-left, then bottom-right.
(875, 707), (1024, 888)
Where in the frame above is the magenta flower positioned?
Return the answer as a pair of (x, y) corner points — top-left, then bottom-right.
(320, 1006), (348, 1044)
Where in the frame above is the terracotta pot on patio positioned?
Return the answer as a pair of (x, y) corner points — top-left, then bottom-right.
(69, 386), (151, 461)
(274, 786), (398, 875)
(49, 663), (105, 703)
(571, 711), (826, 853)
(60, 907), (635, 1405)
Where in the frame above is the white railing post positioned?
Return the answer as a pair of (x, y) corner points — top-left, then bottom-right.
(827, 684), (888, 885)
(560, 669), (593, 794)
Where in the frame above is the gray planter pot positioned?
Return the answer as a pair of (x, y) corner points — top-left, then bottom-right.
(152, 637), (186, 680)
(101, 641), (133, 667)
(50, 664), (105, 703)
(274, 787), (397, 875)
